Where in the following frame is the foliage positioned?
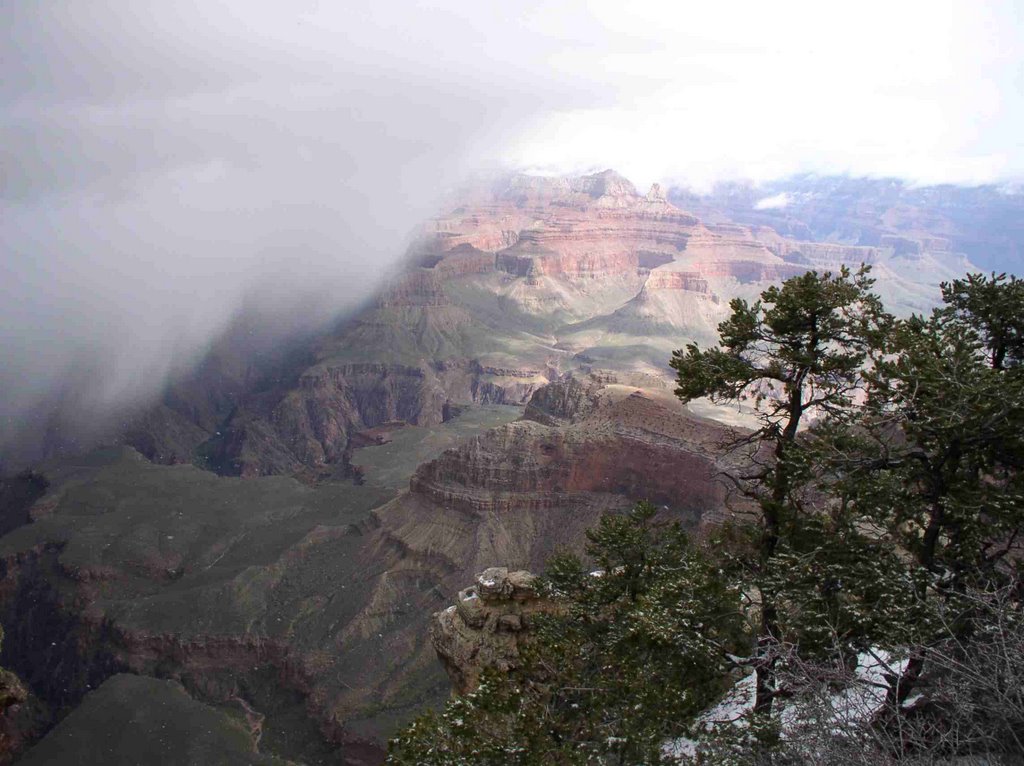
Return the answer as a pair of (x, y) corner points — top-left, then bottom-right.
(713, 269), (1024, 759)
(941, 271), (1024, 370)
(852, 285), (1024, 588)
(389, 503), (746, 765)
(671, 266), (900, 725)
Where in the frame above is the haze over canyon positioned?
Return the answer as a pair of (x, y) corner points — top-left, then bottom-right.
(1, 2), (1023, 764)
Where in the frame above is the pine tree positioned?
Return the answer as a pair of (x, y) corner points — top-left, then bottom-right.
(941, 272), (1024, 370)
(836, 272), (1024, 710)
(670, 266), (896, 735)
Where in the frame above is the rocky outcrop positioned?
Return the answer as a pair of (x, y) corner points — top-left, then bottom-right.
(201, 257), (557, 478)
(271, 364), (446, 472)
(427, 244), (498, 277)
(497, 247), (642, 281)
(501, 169), (640, 208)
(377, 270), (450, 309)
(119, 405), (211, 467)
(259, 360), (544, 477)
(430, 568), (550, 695)
(763, 233), (881, 270)
(399, 381), (744, 536)
(0, 623), (48, 764)
(522, 375), (602, 426)
(646, 182), (668, 204)
(879, 234), (950, 258)
(206, 356), (549, 479)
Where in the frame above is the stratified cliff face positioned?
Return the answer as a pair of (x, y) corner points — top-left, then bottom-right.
(410, 409), (722, 518)
(423, 171), (882, 292)
(371, 374), (744, 597)
(671, 175), (1023, 274)
(202, 268), (554, 478)
(0, 375), (748, 763)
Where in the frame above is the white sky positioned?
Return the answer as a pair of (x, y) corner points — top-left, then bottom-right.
(500, 1), (1024, 188)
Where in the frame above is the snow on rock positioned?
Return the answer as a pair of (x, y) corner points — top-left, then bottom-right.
(663, 650), (909, 762)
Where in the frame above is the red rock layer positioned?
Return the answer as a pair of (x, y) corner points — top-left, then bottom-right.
(416, 171), (886, 289)
(408, 383), (738, 528)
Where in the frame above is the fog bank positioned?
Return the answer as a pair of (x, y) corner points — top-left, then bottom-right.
(0, 1), (598, 465)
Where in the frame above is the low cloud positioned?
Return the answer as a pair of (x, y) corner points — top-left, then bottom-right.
(0, 2), (598, 465)
(754, 192), (793, 211)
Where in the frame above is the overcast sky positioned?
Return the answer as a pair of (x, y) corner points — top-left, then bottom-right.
(507, 1), (1024, 188)
(2, 1), (1023, 462)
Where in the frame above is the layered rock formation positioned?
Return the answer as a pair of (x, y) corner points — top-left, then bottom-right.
(671, 175), (1021, 274)
(0, 169), (987, 763)
(0, 373), (745, 762)
(96, 168), (974, 481)
(368, 375), (747, 616)
(430, 567), (548, 695)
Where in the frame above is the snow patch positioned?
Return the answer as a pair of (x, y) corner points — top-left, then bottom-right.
(663, 650), (909, 762)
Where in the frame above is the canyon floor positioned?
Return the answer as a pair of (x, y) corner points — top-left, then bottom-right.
(0, 170), (997, 764)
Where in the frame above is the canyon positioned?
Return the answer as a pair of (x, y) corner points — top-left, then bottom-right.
(0, 170), (990, 763)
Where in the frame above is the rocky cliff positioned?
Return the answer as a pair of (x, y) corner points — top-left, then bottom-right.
(430, 567), (548, 695)
(0, 371), (751, 762)
(0, 623), (47, 764)
(671, 175), (1020, 274)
